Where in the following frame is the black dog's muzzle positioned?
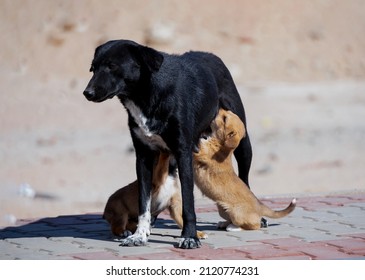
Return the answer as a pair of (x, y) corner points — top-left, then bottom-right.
(83, 88), (95, 101)
(83, 88), (118, 102)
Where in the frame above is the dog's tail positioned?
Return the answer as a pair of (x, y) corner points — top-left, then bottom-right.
(260, 198), (296, 219)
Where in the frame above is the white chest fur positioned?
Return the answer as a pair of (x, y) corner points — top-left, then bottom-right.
(124, 100), (170, 151)
(151, 174), (179, 214)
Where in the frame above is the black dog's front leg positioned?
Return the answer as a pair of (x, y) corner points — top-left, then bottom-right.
(119, 148), (155, 247)
(176, 150), (201, 249)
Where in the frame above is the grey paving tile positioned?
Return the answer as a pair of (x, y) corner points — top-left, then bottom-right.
(0, 240), (21, 259)
(313, 223), (362, 236)
(289, 228), (343, 242)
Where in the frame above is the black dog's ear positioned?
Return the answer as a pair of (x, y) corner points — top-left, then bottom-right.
(138, 45), (164, 72)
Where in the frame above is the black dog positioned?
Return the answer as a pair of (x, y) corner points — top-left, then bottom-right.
(83, 40), (252, 249)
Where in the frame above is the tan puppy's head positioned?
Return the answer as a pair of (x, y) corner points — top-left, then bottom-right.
(211, 109), (246, 150)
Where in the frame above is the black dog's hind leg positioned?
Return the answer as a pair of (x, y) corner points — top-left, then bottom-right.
(234, 133), (253, 188)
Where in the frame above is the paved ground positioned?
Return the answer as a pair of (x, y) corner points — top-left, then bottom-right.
(0, 191), (364, 260)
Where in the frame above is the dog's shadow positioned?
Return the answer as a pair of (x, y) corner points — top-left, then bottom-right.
(0, 214), (216, 246)
(0, 214), (112, 241)
(153, 218), (218, 232)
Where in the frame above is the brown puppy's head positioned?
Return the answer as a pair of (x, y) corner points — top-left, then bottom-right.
(211, 109), (246, 150)
(103, 185), (139, 236)
(103, 196), (125, 236)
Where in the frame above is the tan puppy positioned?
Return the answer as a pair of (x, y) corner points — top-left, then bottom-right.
(194, 109), (296, 231)
(103, 152), (207, 239)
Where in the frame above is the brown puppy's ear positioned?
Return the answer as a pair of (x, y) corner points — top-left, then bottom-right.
(138, 45), (164, 72)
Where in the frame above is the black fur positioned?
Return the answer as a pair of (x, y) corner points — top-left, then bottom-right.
(83, 40), (252, 248)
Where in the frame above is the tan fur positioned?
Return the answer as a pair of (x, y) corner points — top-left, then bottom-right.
(103, 152), (207, 239)
(194, 109), (296, 230)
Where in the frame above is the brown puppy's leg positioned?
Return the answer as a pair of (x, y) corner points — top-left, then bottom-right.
(152, 152), (170, 188)
(111, 214), (129, 236)
(125, 220), (138, 235)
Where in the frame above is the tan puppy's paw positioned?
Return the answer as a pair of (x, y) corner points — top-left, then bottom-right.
(197, 230), (208, 239)
(226, 224), (243, 232)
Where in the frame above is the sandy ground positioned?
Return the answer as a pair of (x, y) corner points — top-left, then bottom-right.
(1, 1), (365, 227)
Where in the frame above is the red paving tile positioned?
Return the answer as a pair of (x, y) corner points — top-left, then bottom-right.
(135, 252), (187, 260)
(343, 233), (365, 240)
(208, 249), (251, 260)
(195, 205), (219, 213)
(171, 245), (224, 260)
(213, 242), (304, 260)
(253, 238), (315, 249)
(241, 247), (297, 260)
(265, 255), (312, 260)
(347, 249), (365, 257)
(317, 238), (365, 253)
(297, 244), (355, 259)
(68, 251), (123, 260)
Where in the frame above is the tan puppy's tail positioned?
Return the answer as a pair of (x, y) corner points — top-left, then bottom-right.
(260, 198), (296, 219)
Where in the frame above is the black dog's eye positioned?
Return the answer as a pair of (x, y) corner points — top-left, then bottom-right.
(107, 62), (119, 72)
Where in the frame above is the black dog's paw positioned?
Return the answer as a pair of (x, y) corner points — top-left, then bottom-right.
(260, 218), (269, 228)
(176, 237), (201, 249)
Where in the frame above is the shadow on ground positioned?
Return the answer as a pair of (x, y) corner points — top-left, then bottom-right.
(0, 214), (220, 246)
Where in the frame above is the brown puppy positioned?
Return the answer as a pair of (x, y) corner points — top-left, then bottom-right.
(103, 152), (207, 239)
(194, 109), (296, 231)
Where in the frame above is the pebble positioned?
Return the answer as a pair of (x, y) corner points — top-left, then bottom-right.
(3, 214), (17, 225)
(18, 183), (36, 199)
(145, 22), (175, 45)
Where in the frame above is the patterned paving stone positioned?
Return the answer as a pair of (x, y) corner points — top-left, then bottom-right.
(67, 250), (127, 260)
(297, 244), (356, 259)
(316, 238), (365, 253)
(0, 192), (364, 260)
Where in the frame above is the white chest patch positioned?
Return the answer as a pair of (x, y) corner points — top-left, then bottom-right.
(124, 100), (169, 151)
(151, 174), (179, 214)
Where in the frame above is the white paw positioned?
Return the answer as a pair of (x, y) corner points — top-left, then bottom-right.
(226, 223), (243, 232)
(119, 227), (150, 247)
(119, 233), (148, 247)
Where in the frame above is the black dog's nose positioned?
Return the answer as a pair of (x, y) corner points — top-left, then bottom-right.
(83, 89), (95, 100)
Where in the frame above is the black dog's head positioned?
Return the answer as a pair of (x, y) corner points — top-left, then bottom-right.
(83, 40), (164, 103)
